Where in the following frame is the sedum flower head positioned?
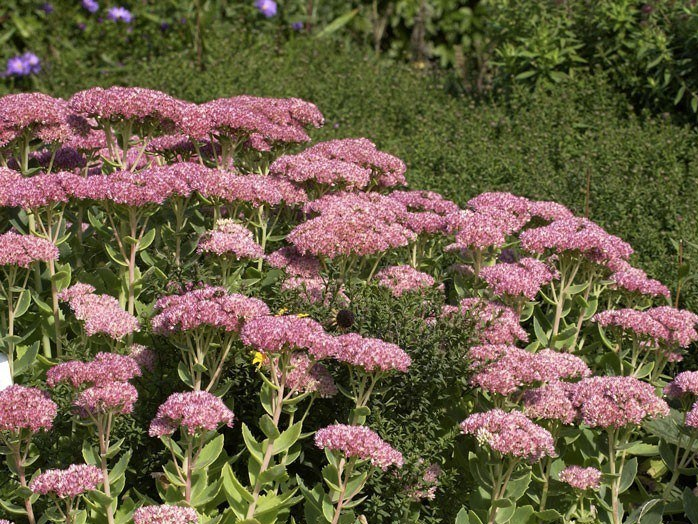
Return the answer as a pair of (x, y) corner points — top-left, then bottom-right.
(197, 219), (264, 259)
(149, 391), (234, 437)
(479, 257), (557, 300)
(375, 265), (436, 297)
(315, 424), (403, 470)
(558, 466), (602, 491)
(441, 298), (528, 345)
(133, 505), (199, 524)
(59, 285), (139, 339)
(0, 231), (59, 268)
(30, 464), (102, 498)
(0, 385), (57, 433)
(241, 315), (337, 358)
(665, 371), (698, 399)
(333, 333), (411, 373)
(47, 352), (141, 388)
(74, 382), (138, 417)
(460, 409), (556, 461)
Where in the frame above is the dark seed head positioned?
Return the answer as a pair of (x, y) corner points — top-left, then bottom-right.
(336, 309), (355, 329)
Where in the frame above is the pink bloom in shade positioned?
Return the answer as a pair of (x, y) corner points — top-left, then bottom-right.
(572, 376), (669, 429)
(197, 219), (264, 259)
(59, 289), (139, 340)
(152, 287), (269, 335)
(468, 345), (590, 396)
(270, 153), (372, 189)
(686, 402), (698, 428)
(30, 464), (102, 498)
(460, 409), (556, 461)
(333, 333), (411, 373)
(285, 353), (337, 397)
(665, 371), (698, 399)
(266, 246), (321, 278)
(281, 276), (349, 308)
(148, 391), (235, 438)
(479, 257), (557, 299)
(302, 138), (407, 187)
(74, 382), (138, 417)
(47, 353), (141, 388)
(68, 87), (188, 133)
(441, 298), (528, 345)
(408, 463), (442, 501)
(241, 315), (338, 358)
(0, 519), (13, 524)
(375, 265), (435, 297)
(523, 381), (578, 424)
(0, 93), (71, 147)
(133, 505), (199, 524)
(0, 385), (57, 433)
(558, 466), (602, 491)
(315, 424), (404, 470)
(444, 208), (525, 251)
(519, 217), (633, 265)
(0, 231), (59, 268)
(129, 344), (157, 373)
(607, 261), (670, 299)
(593, 307), (698, 348)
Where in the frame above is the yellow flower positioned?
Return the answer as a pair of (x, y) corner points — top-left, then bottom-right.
(276, 308), (288, 316)
(251, 351), (267, 369)
(296, 312), (309, 318)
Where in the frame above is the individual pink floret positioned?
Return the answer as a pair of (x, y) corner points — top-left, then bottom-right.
(315, 424), (404, 470)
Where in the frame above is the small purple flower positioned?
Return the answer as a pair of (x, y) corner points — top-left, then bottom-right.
(77, 22), (87, 31)
(291, 21), (303, 31)
(255, 0), (277, 17)
(107, 6), (133, 23)
(81, 0), (99, 13)
(22, 52), (41, 74)
(160, 21), (170, 31)
(41, 3), (54, 13)
(5, 56), (28, 77)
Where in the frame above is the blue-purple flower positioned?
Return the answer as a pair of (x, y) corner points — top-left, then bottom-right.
(81, 0), (99, 13)
(40, 3), (54, 14)
(5, 52), (41, 77)
(107, 6), (133, 23)
(255, 0), (277, 18)
(291, 21), (303, 31)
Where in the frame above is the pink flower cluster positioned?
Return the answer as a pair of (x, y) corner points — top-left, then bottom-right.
(281, 276), (349, 308)
(468, 345), (590, 396)
(467, 192), (574, 223)
(58, 284), (139, 339)
(315, 424), (404, 470)
(301, 138), (406, 187)
(0, 169), (84, 209)
(197, 219), (264, 259)
(479, 258), (557, 299)
(149, 391), (235, 437)
(519, 217), (633, 265)
(241, 315), (336, 358)
(445, 208), (524, 251)
(572, 376), (669, 429)
(608, 261), (670, 299)
(152, 286), (269, 335)
(285, 353), (337, 397)
(47, 352), (141, 388)
(389, 190), (461, 235)
(460, 409), (556, 461)
(375, 265), (435, 297)
(129, 344), (158, 373)
(270, 152), (372, 189)
(289, 193), (415, 258)
(266, 246), (320, 277)
(333, 333), (412, 373)
(441, 298), (528, 345)
(593, 306), (698, 348)
(665, 371), (698, 399)
(74, 382), (138, 418)
(133, 505), (199, 524)
(686, 403), (698, 428)
(0, 93), (71, 147)
(30, 464), (102, 498)
(0, 385), (57, 433)
(0, 231), (59, 268)
(522, 381), (578, 424)
(558, 466), (602, 491)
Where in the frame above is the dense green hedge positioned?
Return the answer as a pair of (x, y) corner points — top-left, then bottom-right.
(35, 30), (697, 314)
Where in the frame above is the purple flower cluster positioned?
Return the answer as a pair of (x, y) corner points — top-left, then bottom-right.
(47, 352), (141, 388)
(74, 382), (138, 417)
(133, 505), (199, 524)
(441, 298), (528, 345)
(30, 464), (102, 498)
(315, 424), (404, 470)
(149, 391), (235, 437)
(333, 333), (411, 373)
(58, 284), (139, 339)
(593, 306), (698, 348)
(5, 53), (41, 77)
(0, 385), (57, 433)
(285, 353), (337, 397)
(152, 286), (269, 335)
(241, 315), (336, 357)
(460, 409), (556, 461)
(665, 371), (698, 399)
(608, 261), (670, 299)
(107, 6), (133, 23)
